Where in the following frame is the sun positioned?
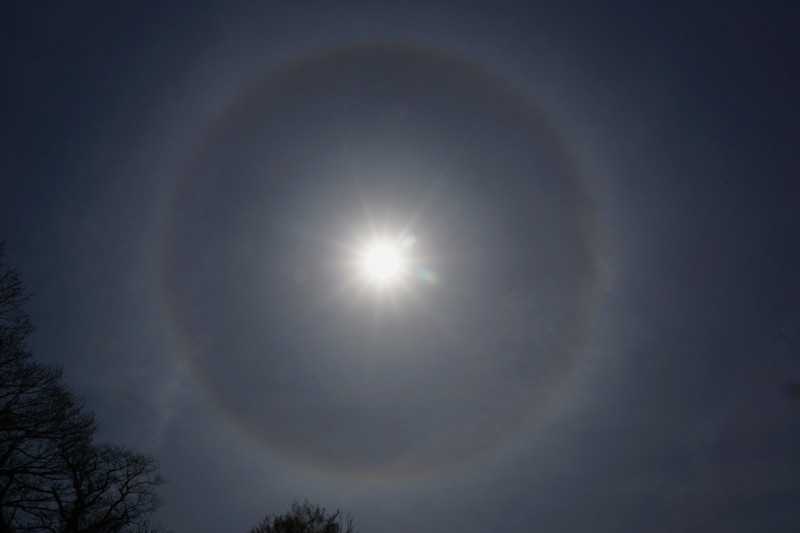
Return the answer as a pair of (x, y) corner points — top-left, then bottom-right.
(360, 242), (406, 283)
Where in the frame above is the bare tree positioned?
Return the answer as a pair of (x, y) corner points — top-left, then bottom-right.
(46, 444), (163, 533)
(0, 243), (33, 347)
(0, 355), (96, 532)
(0, 245), (165, 533)
(248, 500), (358, 533)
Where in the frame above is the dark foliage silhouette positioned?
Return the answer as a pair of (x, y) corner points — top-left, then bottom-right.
(0, 244), (166, 533)
(248, 500), (357, 533)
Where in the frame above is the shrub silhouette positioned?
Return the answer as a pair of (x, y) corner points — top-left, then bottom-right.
(248, 500), (357, 533)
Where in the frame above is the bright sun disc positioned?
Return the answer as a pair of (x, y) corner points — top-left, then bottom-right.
(361, 243), (404, 281)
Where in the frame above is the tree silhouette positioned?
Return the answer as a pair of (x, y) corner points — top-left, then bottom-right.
(0, 244), (166, 533)
(0, 243), (32, 347)
(248, 500), (357, 533)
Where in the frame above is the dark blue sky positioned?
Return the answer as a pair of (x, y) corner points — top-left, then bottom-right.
(2, 2), (799, 532)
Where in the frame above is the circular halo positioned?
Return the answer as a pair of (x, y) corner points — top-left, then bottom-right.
(161, 42), (598, 482)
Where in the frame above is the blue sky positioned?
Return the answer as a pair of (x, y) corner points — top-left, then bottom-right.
(2, 2), (799, 532)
